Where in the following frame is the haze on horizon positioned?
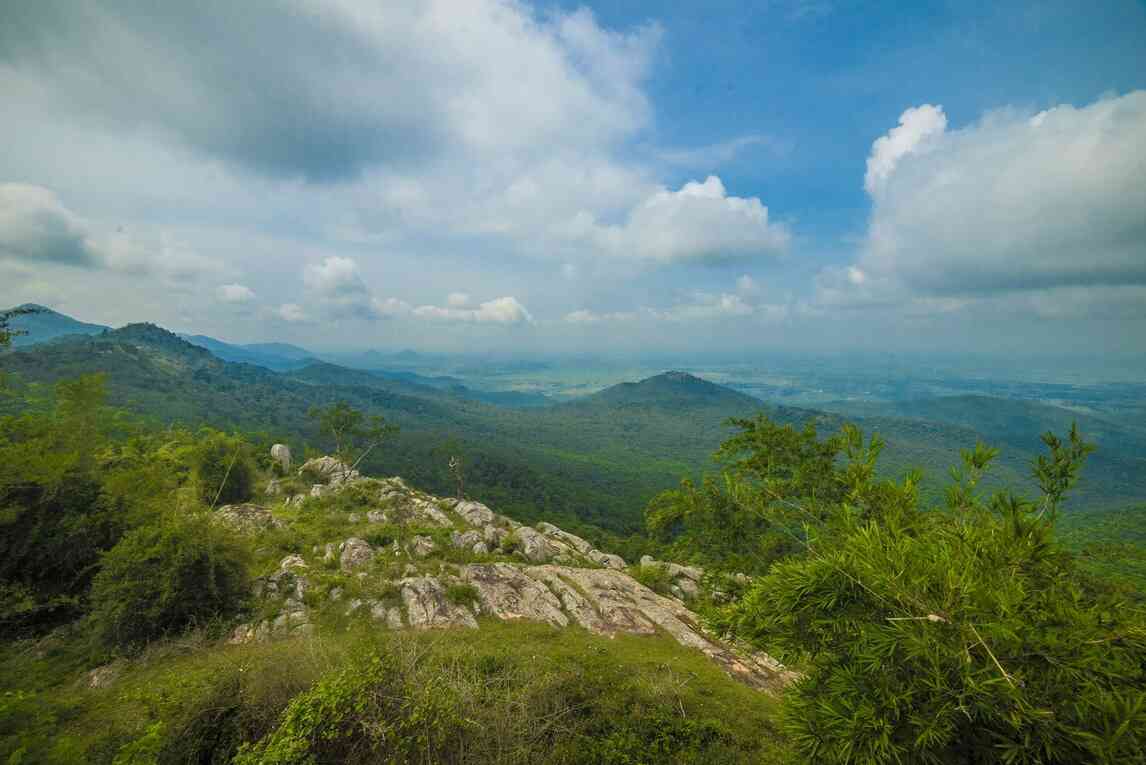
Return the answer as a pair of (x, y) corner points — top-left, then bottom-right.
(1, 0), (1145, 359)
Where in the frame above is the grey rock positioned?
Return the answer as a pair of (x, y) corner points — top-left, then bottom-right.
(299, 456), (359, 485)
(215, 503), (284, 534)
(537, 522), (594, 555)
(587, 549), (626, 570)
(339, 537), (374, 571)
(270, 444), (292, 473)
(451, 530), (484, 551)
(399, 576), (478, 629)
(462, 563), (568, 626)
(348, 512), (362, 523)
(410, 535), (436, 558)
(454, 500), (495, 526)
(514, 526), (553, 563)
(369, 601), (404, 629)
(367, 509), (388, 524)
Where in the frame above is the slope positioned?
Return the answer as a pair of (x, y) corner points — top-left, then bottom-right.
(3, 304), (108, 347)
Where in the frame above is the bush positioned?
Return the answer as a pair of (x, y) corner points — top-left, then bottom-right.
(89, 515), (249, 651)
(192, 432), (255, 506)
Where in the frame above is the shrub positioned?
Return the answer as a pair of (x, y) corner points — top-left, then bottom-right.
(192, 432), (255, 507)
(631, 562), (673, 595)
(89, 515), (249, 651)
(444, 583), (479, 606)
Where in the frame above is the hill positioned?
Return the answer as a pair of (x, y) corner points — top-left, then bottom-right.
(179, 333), (316, 370)
(3, 324), (1142, 541)
(581, 370), (760, 410)
(821, 395), (1146, 513)
(3, 303), (108, 347)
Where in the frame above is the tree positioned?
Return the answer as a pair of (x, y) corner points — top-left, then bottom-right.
(192, 431), (255, 507)
(711, 418), (1146, 764)
(0, 306), (37, 350)
(89, 514), (249, 651)
(307, 401), (398, 473)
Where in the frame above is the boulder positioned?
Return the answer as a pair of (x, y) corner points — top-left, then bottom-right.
(369, 601), (405, 629)
(451, 530), (484, 551)
(215, 503), (284, 534)
(270, 444), (292, 473)
(587, 549), (626, 570)
(299, 456), (359, 485)
(366, 509), (388, 524)
(339, 537), (374, 571)
(399, 576), (478, 629)
(454, 500), (495, 526)
(410, 535), (436, 558)
(537, 522), (594, 555)
(513, 527), (553, 563)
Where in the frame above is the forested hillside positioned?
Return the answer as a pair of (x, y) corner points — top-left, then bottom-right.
(4, 323), (1144, 546)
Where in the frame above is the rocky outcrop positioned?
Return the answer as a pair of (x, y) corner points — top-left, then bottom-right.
(270, 443), (292, 473)
(215, 503), (285, 534)
(640, 556), (705, 600)
(231, 458), (794, 692)
(339, 537), (374, 571)
(400, 576), (478, 629)
(299, 456), (359, 485)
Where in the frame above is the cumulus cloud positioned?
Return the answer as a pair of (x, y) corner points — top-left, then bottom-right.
(216, 283), (255, 303)
(864, 104), (947, 195)
(0, 183), (99, 267)
(824, 91), (1146, 315)
(1, 1), (658, 182)
(301, 256), (407, 321)
(413, 296), (533, 325)
(446, 292), (470, 307)
(589, 176), (790, 262)
(0, 183), (224, 284)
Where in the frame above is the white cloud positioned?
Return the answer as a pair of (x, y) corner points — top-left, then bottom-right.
(446, 292), (470, 307)
(589, 176), (790, 262)
(278, 303), (308, 322)
(0, 183), (224, 284)
(0, 183), (99, 267)
(414, 296), (533, 325)
(864, 104), (947, 195)
(216, 283), (256, 303)
(653, 292), (758, 321)
(655, 134), (782, 169)
(824, 91), (1146, 316)
(563, 309), (639, 323)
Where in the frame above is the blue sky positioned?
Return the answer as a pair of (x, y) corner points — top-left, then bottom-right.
(1, 0), (1144, 356)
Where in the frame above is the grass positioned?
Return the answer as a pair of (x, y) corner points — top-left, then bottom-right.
(2, 622), (790, 764)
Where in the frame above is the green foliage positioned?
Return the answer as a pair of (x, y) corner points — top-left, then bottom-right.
(307, 400), (398, 473)
(631, 562), (674, 595)
(89, 514), (249, 651)
(444, 582), (480, 606)
(192, 431), (255, 507)
(702, 416), (1146, 764)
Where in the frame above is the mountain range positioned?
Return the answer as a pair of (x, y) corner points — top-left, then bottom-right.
(4, 308), (1145, 541)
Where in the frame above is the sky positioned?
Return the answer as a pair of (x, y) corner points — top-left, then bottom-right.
(1, 0), (1145, 357)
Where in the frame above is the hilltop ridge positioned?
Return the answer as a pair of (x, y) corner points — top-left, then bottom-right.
(224, 453), (795, 692)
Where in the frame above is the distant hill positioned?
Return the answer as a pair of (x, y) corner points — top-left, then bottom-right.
(3, 304), (108, 347)
(4, 325), (1143, 536)
(821, 395), (1146, 513)
(242, 341), (315, 361)
(179, 334), (316, 371)
(580, 371), (760, 411)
